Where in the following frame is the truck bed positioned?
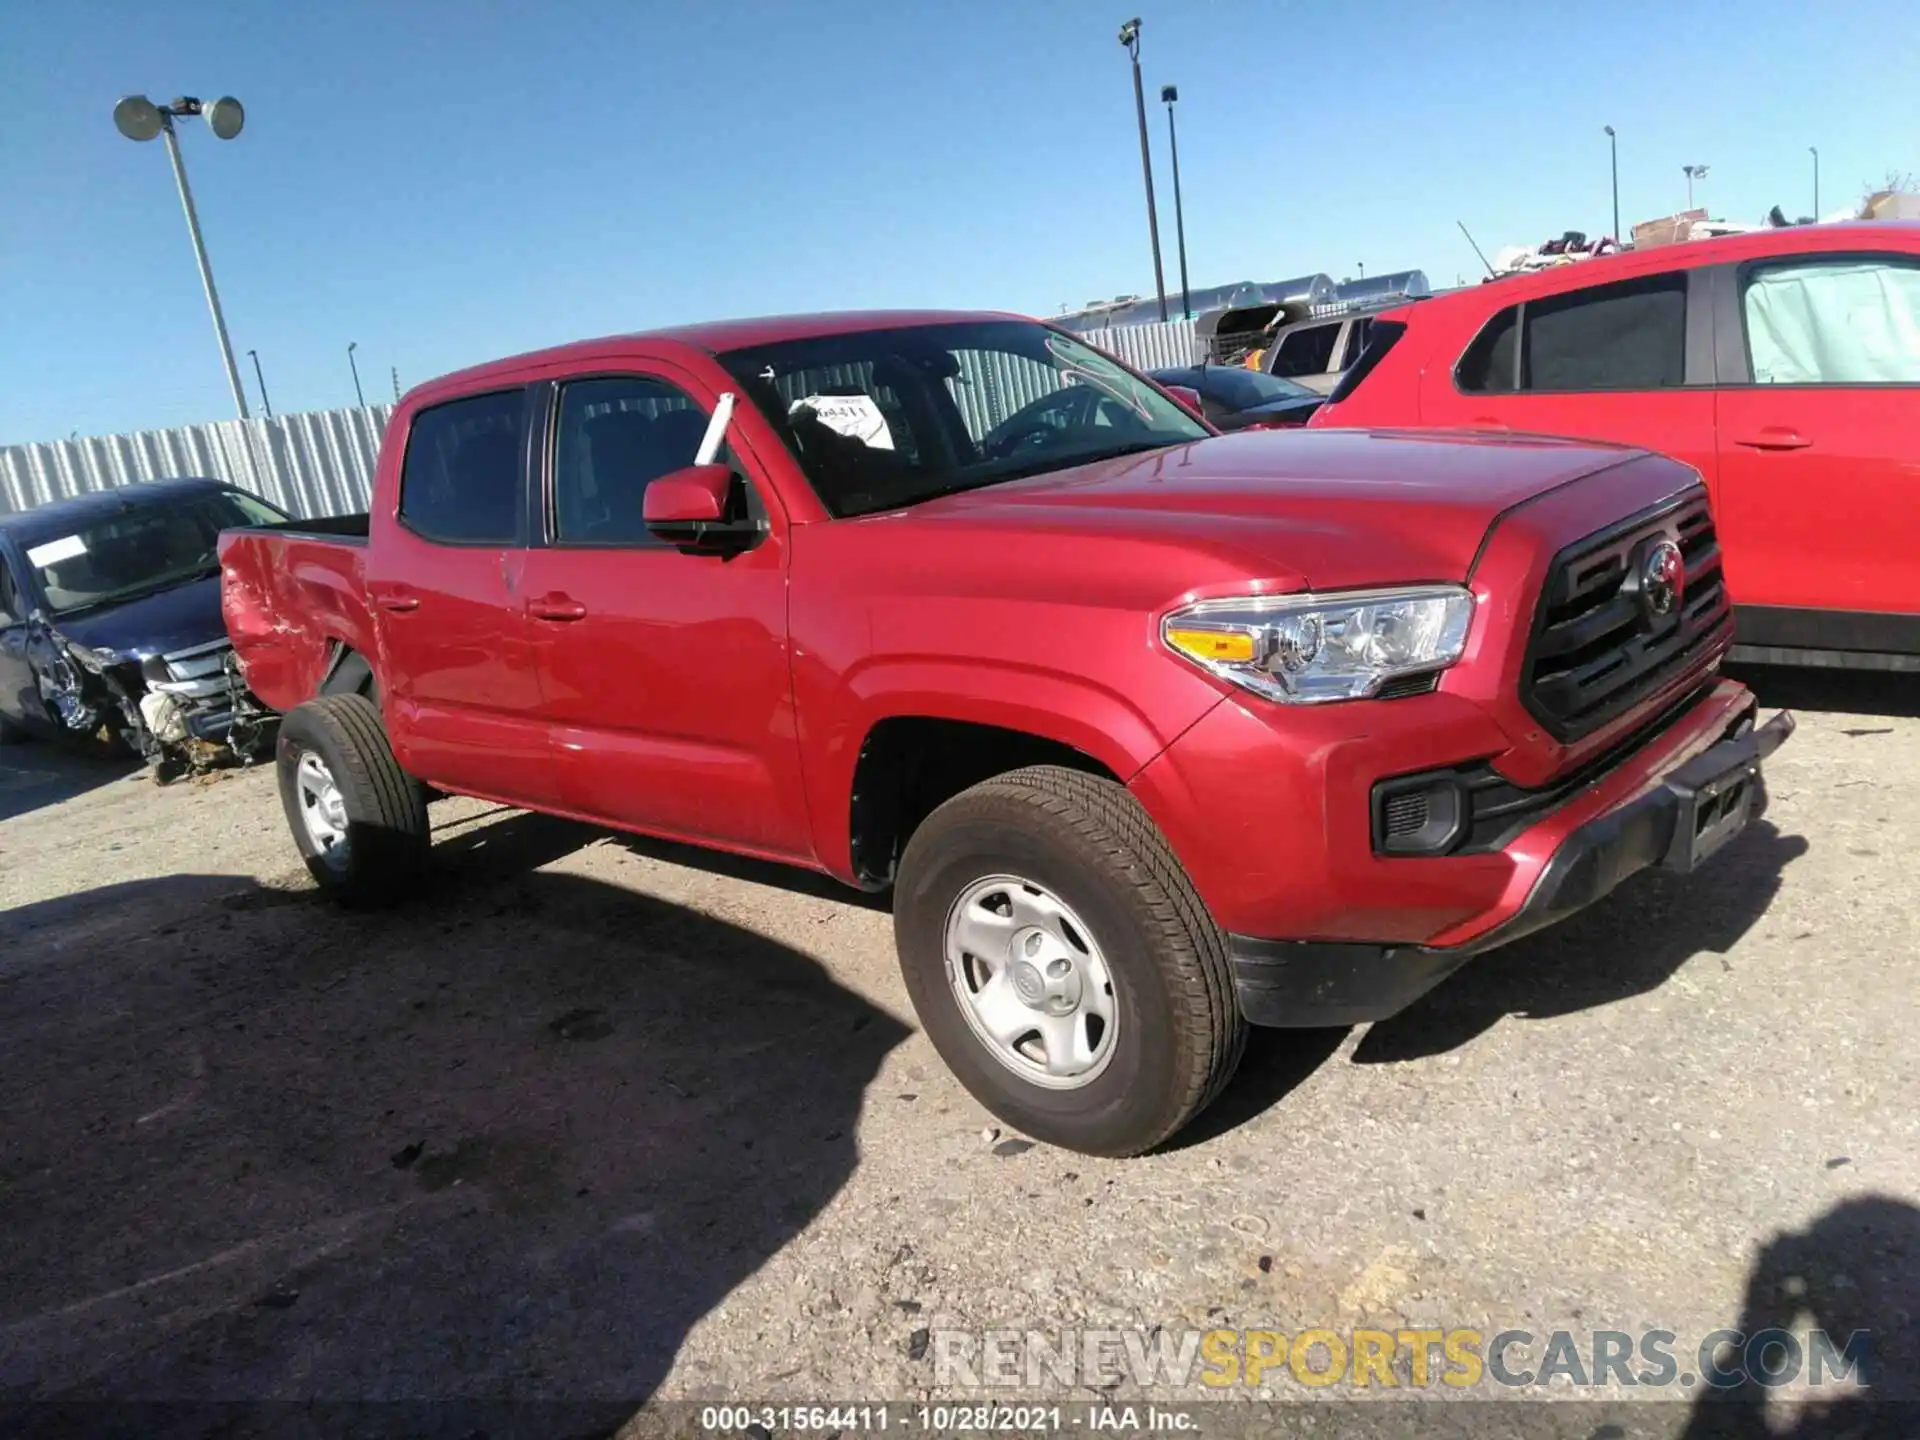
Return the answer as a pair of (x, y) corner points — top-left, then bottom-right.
(218, 519), (378, 713)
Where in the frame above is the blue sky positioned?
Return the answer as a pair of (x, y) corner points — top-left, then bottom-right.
(2, 0), (1914, 443)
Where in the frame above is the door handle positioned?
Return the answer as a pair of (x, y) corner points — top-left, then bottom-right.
(1733, 426), (1812, 451)
(372, 589), (420, 613)
(527, 593), (588, 622)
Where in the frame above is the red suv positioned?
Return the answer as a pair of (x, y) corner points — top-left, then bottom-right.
(1312, 222), (1920, 670)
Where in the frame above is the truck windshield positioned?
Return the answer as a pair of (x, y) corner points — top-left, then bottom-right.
(717, 319), (1209, 518)
(24, 489), (286, 616)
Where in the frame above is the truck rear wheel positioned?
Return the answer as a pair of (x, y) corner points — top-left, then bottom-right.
(276, 693), (428, 905)
(893, 765), (1245, 1157)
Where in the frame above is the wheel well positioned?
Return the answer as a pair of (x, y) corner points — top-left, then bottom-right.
(319, 645), (378, 702)
(848, 717), (1119, 888)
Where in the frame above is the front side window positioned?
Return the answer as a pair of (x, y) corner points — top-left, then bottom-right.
(551, 375), (720, 545)
(718, 320), (1206, 518)
(399, 389), (527, 545)
(23, 489), (290, 617)
(1743, 257), (1920, 384)
(1270, 323), (1341, 377)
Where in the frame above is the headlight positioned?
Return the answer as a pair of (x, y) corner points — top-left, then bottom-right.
(1162, 585), (1474, 703)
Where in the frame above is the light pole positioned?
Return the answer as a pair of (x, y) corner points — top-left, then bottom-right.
(1684, 163), (1709, 211)
(247, 348), (272, 417)
(113, 94), (250, 419)
(1160, 84), (1191, 321)
(347, 342), (367, 408)
(1604, 125), (1620, 241)
(1118, 19), (1167, 323)
(1810, 146), (1820, 218)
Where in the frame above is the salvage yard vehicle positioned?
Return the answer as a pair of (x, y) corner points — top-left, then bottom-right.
(1311, 221), (1920, 671)
(220, 310), (1792, 1156)
(0, 477), (284, 773)
(1148, 364), (1324, 429)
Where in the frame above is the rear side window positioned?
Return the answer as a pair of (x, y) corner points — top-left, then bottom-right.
(1456, 273), (1685, 393)
(1341, 317), (1374, 368)
(1457, 307), (1519, 392)
(399, 389), (527, 545)
(1328, 319), (1407, 405)
(1524, 273), (1686, 390)
(1270, 323), (1341, 377)
(1743, 257), (1920, 384)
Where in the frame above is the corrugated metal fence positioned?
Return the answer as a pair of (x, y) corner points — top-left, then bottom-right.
(0, 318), (1200, 521)
(2, 406), (393, 521)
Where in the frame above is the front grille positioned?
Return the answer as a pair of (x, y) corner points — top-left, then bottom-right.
(1520, 487), (1731, 742)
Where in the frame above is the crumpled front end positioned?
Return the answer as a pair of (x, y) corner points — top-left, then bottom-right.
(33, 624), (276, 779)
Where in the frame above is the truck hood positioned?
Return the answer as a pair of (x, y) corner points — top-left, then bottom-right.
(906, 428), (1645, 589)
(45, 573), (226, 661)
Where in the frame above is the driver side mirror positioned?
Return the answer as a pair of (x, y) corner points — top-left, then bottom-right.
(1162, 383), (1205, 417)
(643, 463), (735, 547)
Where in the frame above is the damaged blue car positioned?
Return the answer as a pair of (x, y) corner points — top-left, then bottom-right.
(0, 477), (286, 776)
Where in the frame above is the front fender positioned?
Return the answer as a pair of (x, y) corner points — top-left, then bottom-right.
(798, 651), (1223, 883)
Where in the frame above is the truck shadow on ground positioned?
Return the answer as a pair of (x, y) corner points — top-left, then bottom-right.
(1353, 817), (1807, 1064)
(1679, 1194), (1920, 1437)
(0, 810), (908, 1425)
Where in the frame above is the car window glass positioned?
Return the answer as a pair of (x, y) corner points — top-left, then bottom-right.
(1743, 258), (1920, 384)
(23, 490), (286, 615)
(1343, 318), (1374, 368)
(1270, 323), (1341, 377)
(719, 321), (1205, 519)
(552, 375), (726, 546)
(399, 389), (526, 545)
(1456, 307), (1519, 392)
(1523, 273), (1686, 391)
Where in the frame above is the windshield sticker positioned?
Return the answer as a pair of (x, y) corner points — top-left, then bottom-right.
(26, 535), (88, 568)
(792, 393), (895, 450)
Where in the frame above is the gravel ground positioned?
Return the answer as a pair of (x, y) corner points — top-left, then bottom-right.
(0, 667), (1914, 1438)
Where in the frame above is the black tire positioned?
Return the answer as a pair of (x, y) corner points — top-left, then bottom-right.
(276, 693), (428, 905)
(894, 764), (1246, 1157)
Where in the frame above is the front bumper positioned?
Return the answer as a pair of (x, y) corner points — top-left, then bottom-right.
(1227, 703), (1794, 1027)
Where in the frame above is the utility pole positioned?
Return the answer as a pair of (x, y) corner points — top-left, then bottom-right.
(391, 366), (401, 402)
(247, 348), (272, 417)
(1604, 125), (1620, 241)
(1160, 84), (1191, 321)
(1810, 146), (1820, 218)
(113, 94), (251, 419)
(1118, 19), (1168, 322)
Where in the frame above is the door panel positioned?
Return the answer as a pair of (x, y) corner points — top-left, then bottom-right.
(365, 387), (557, 806)
(1713, 253), (1920, 630)
(522, 367), (810, 859)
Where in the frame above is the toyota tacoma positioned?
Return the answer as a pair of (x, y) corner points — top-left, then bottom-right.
(217, 311), (1793, 1156)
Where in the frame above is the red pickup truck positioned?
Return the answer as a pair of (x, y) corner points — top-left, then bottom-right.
(219, 310), (1792, 1156)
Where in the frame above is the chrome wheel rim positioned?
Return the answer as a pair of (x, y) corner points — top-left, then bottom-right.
(294, 750), (350, 868)
(943, 874), (1118, 1090)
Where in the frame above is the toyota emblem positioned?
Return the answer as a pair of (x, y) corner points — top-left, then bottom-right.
(1641, 539), (1685, 618)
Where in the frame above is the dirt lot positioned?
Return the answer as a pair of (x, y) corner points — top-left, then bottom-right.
(1, 668), (1915, 1438)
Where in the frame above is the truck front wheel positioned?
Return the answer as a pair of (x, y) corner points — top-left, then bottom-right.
(276, 693), (428, 905)
(893, 765), (1246, 1157)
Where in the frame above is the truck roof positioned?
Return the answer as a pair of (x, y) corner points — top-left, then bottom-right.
(416, 309), (1027, 399)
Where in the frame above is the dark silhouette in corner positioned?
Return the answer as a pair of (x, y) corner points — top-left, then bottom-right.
(1681, 1195), (1920, 1439)
(0, 811), (908, 1438)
